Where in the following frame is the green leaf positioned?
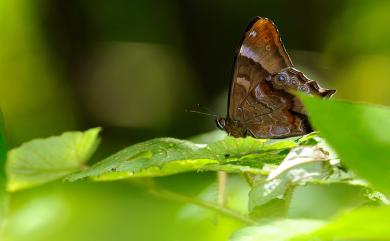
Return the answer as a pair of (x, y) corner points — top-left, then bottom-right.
(66, 134), (316, 182)
(0, 111), (7, 229)
(300, 95), (390, 194)
(6, 127), (101, 191)
(293, 206), (390, 241)
(249, 146), (333, 218)
(230, 219), (325, 241)
(233, 206), (390, 241)
(188, 129), (227, 144)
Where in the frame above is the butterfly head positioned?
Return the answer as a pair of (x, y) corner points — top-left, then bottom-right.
(216, 117), (248, 137)
(215, 117), (227, 130)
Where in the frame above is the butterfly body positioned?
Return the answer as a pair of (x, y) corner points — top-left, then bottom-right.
(218, 17), (335, 139)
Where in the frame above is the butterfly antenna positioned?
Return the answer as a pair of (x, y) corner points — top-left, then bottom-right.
(196, 104), (220, 117)
(185, 104), (219, 118)
(185, 109), (218, 117)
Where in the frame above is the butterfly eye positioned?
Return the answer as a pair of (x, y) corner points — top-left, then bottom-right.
(216, 118), (226, 129)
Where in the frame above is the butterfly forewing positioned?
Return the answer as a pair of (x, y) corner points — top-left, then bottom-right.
(229, 17), (292, 119)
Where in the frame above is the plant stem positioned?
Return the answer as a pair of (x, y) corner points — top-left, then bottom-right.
(131, 179), (257, 225)
(217, 171), (227, 206)
(242, 172), (255, 187)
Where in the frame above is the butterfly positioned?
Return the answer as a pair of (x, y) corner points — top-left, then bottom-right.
(216, 17), (336, 138)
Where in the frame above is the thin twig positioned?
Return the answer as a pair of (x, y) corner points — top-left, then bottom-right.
(217, 171), (227, 206)
(130, 179), (257, 225)
(242, 172), (255, 187)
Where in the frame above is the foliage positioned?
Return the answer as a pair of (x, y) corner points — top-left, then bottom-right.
(6, 128), (101, 191)
(232, 206), (390, 241)
(300, 94), (390, 195)
(0, 112), (7, 229)
(230, 219), (325, 241)
(2, 95), (390, 240)
(66, 134), (313, 182)
(293, 206), (390, 241)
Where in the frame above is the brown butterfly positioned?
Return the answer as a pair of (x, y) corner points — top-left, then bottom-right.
(216, 17), (336, 138)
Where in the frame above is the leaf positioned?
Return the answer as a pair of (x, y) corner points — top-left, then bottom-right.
(248, 142), (370, 219)
(0, 112), (7, 229)
(6, 128), (101, 191)
(233, 206), (390, 241)
(188, 129), (227, 144)
(248, 146), (333, 218)
(66, 134), (316, 182)
(293, 206), (390, 241)
(300, 95), (390, 194)
(230, 219), (325, 241)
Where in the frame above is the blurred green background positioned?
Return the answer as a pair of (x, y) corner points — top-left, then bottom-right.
(0, 0), (389, 240)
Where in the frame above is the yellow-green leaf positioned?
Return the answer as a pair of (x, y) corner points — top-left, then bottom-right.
(293, 206), (390, 240)
(7, 128), (101, 191)
(66, 134), (316, 182)
(300, 95), (390, 195)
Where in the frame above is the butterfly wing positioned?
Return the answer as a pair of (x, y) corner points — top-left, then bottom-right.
(227, 17), (334, 138)
(228, 17), (292, 120)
